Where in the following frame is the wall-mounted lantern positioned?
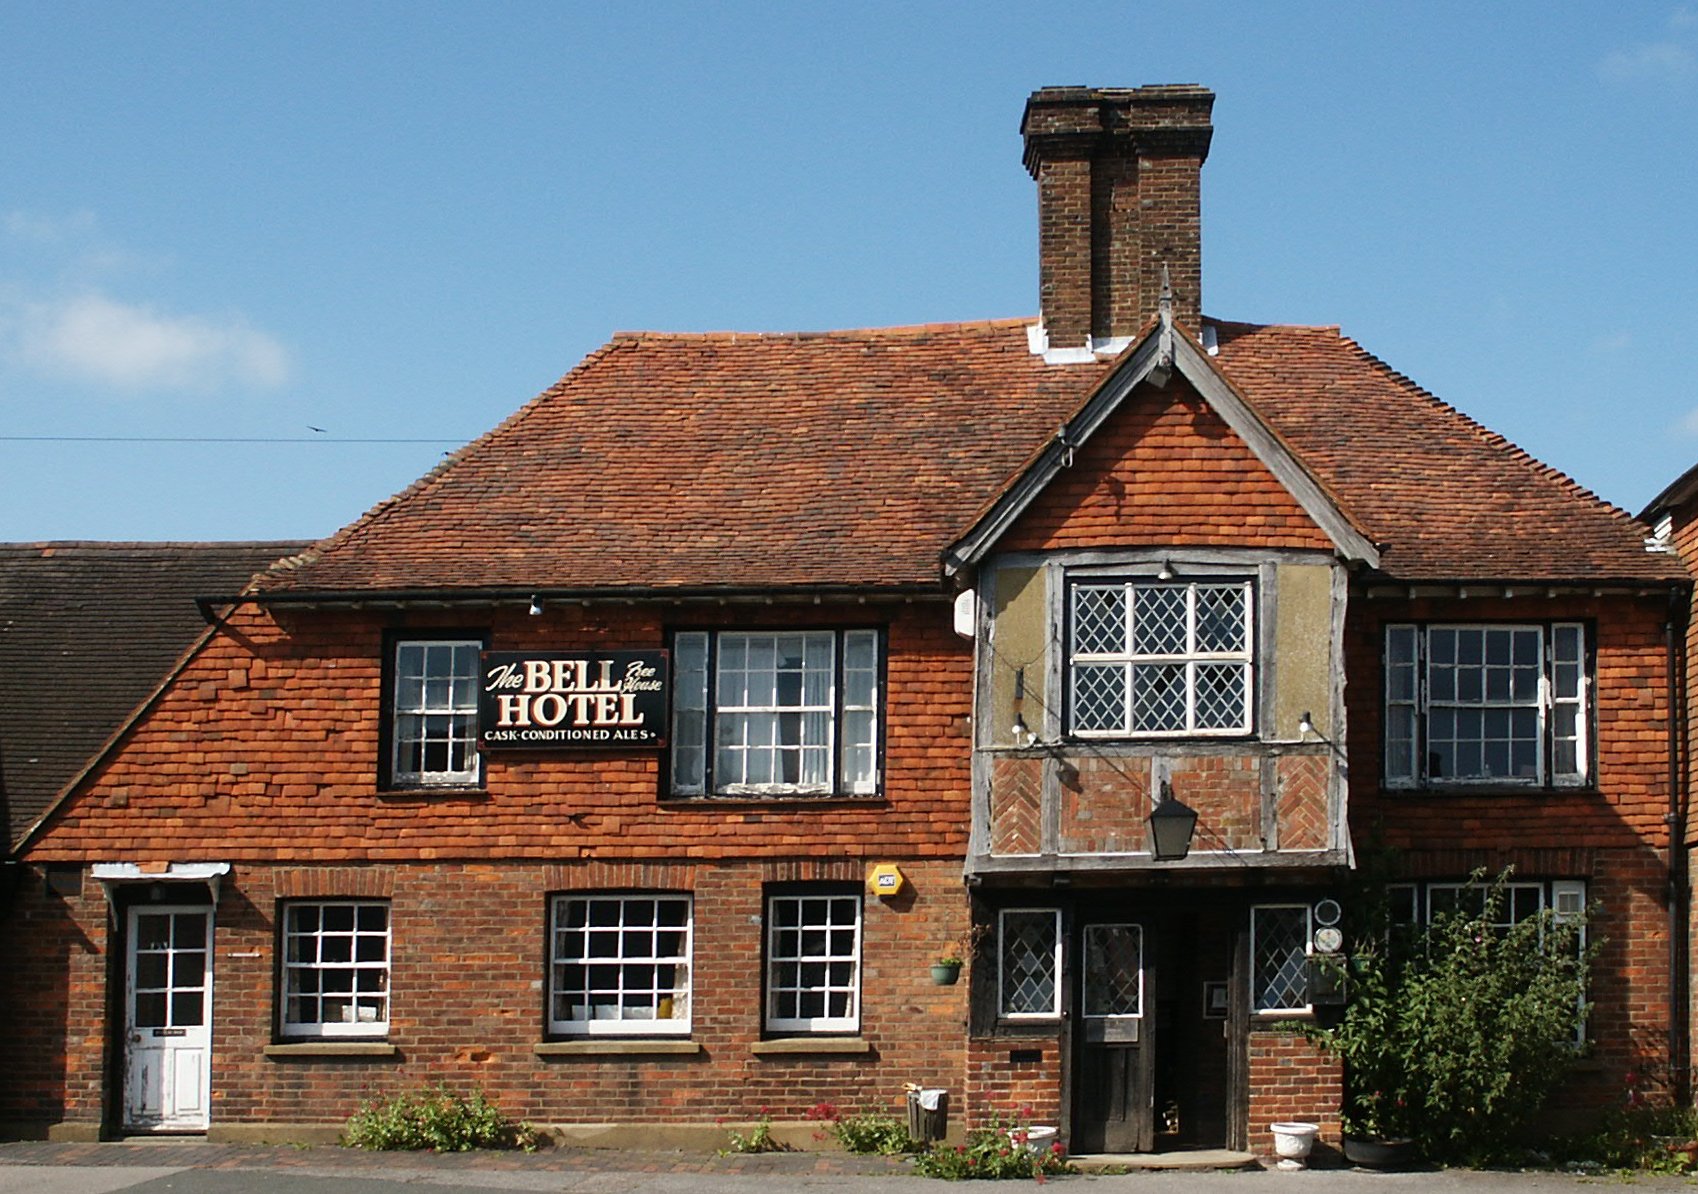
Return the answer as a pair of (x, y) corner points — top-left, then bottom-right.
(1147, 781), (1199, 861)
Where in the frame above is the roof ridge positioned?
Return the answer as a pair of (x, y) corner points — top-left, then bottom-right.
(1, 539), (308, 551)
(1335, 333), (1651, 532)
(1204, 316), (1343, 334)
(607, 317), (1037, 343)
(260, 337), (637, 586)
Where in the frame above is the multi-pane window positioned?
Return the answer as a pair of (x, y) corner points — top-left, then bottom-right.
(1251, 904), (1312, 1014)
(671, 630), (881, 797)
(281, 901), (390, 1038)
(549, 895), (692, 1036)
(1391, 879), (1588, 1040)
(390, 638), (481, 786)
(766, 892), (861, 1032)
(999, 908), (1061, 1018)
(1385, 624), (1589, 787)
(1070, 581), (1253, 736)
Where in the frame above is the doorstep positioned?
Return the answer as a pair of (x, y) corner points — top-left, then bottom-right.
(1070, 1149), (1259, 1172)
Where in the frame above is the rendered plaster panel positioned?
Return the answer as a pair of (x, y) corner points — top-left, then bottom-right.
(1273, 563), (1334, 740)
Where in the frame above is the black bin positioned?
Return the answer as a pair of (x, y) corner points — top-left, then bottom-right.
(906, 1089), (949, 1143)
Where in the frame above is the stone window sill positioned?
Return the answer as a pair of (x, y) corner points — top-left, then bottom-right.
(751, 1037), (872, 1056)
(264, 1042), (398, 1058)
(534, 1040), (701, 1057)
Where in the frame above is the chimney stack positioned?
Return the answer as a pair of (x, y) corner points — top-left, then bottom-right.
(1022, 85), (1214, 356)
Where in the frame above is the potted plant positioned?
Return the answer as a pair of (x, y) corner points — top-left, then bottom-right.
(1306, 868), (1592, 1166)
(931, 923), (988, 985)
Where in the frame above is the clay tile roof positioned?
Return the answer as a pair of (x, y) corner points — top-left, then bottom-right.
(0, 540), (305, 848)
(260, 317), (1681, 598)
(1207, 321), (1685, 584)
(262, 321), (1112, 594)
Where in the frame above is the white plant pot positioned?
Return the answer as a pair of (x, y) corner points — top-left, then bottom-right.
(1270, 1122), (1320, 1170)
(1008, 1125), (1058, 1154)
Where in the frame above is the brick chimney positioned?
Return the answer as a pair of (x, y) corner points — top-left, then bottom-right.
(1022, 85), (1214, 356)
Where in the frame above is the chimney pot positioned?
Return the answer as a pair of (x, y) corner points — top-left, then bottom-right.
(1022, 85), (1214, 353)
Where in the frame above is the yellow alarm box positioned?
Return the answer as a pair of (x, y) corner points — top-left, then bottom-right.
(866, 863), (906, 898)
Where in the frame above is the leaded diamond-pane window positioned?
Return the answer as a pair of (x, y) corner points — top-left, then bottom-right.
(1000, 908), (1060, 1018)
(1069, 581), (1254, 737)
(1083, 923), (1142, 1018)
(1251, 904), (1311, 1013)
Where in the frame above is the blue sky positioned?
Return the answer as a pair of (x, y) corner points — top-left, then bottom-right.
(3, 2), (1696, 542)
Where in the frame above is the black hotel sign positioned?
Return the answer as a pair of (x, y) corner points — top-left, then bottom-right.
(480, 651), (669, 748)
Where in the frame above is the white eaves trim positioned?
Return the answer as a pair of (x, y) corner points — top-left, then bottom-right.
(945, 323), (1381, 575)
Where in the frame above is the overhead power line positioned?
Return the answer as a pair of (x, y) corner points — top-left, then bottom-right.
(0, 435), (465, 444)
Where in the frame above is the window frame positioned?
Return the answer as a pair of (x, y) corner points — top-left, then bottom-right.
(278, 899), (392, 1040)
(547, 893), (693, 1037)
(764, 888), (862, 1034)
(1250, 903), (1313, 1016)
(997, 907), (1063, 1021)
(1384, 621), (1591, 790)
(1390, 878), (1589, 1041)
(668, 627), (884, 799)
(382, 631), (486, 790)
(1066, 578), (1256, 740)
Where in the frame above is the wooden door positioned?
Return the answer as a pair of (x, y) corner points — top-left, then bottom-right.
(1071, 921), (1153, 1153)
(123, 906), (213, 1132)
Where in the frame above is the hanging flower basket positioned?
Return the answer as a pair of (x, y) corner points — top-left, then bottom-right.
(930, 961), (962, 985)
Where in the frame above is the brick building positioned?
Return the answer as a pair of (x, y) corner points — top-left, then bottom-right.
(0, 85), (1687, 1154)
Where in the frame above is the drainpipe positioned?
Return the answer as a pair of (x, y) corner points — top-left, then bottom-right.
(1667, 590), (1690, 1103)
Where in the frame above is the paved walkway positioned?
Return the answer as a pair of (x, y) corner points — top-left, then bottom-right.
(1, 1140), (1696, 1193)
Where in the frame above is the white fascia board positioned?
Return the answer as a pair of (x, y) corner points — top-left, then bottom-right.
(945, 331), (1166, 575)
(945, 326), (1380, 575)
(1170, 335), (1380, 568)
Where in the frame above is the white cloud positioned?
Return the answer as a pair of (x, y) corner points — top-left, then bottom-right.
(2, 210), (98, 244)
(1679, 406), (1698, 436)
(10, 292), (289, 393)
(1600, 10), (1698, 87)
(1599, 40), (1697, 85)
(1592, 330), (1633, 353)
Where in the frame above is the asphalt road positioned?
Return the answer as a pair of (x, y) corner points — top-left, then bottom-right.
(3, 1143), (1698, 1194)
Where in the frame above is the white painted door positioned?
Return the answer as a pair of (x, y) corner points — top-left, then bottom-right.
(124, 905), (213, 1131)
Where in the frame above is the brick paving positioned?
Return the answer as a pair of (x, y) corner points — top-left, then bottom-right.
(0, 1139), (916, 1178)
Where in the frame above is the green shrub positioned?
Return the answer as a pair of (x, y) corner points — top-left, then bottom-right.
(830, 1112), (921, 1155)
(343, 1084), (538, 1152)
(912, 1114), (1070, 1181)
(1307, 868), (1593, 1164)
(718, 1109), (790, 1154)
(1545, 1104), (1698, 1174)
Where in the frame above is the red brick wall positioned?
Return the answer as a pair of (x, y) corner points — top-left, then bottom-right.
(997, 381), (1332, 554)
(27, 600), (970, 864)
(1345, 591), (1677, 1103)
(1248, 1028), (1342, 1154)
(1665, 504), (1698, 1097)
(0, 859), (972, 1131)
(965, 1036), (1063, 1129)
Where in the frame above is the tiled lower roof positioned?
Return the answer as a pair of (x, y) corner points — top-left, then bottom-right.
(258, 318), (1683, 596)
(0, 540), (305, 848)
(1208, 321), (1684, 583)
